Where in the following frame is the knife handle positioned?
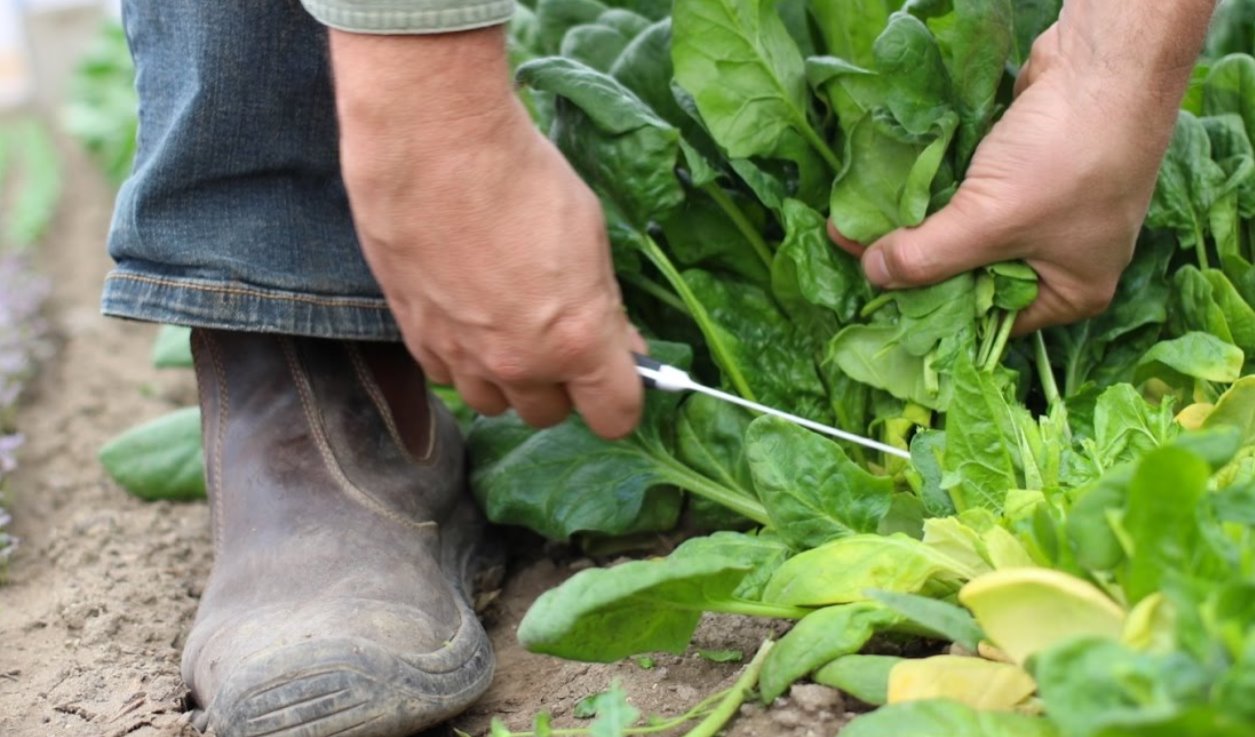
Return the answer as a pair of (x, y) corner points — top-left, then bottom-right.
(632, 352), (663, 389)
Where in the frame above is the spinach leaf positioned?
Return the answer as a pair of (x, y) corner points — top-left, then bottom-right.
(1147, 111), (1229, 266)
(99, 406), (205, 501)
(537, 0), (610, 54)
(1204, 54), (1255, 150)
(1204, 376), (1255, 445)
(909, 428), (954, 516)
(683, 269), (831, 418)
(866, 589), (983, 651)
(1135, 331), (1244, 388)
(758, 602), (902, 701)
(468, 407), (684, 541)
(842, 700), (1060, 737)
(1033, 638), (1223, 737)
(671, 0), (839, 170)
(941, 357), (1022, 512)
(519, 56), (685, 225)
(1121, 446), (1216, 604)
(658, 192), (772, 285)
(928, 0), (1013, 171)
(151, 324), (193, 368)
(763, 533), (967, 606)
(597, 8), (652, 36)
(1090, 384), (1178, 471)
(516, 532), (803, 661)
(812, 654), (903, 706)
(810, 0), (902, 68)
(771, 198), (869, 324)
(470, 342), (762, 539)
(830, 109), (959, 243)
(1207, 269), (1255, 355)
(827, 324), (939, 408)
(676, 394), (756, 499)
(746, 416), (894, 549)
(560, 23), (632, 71)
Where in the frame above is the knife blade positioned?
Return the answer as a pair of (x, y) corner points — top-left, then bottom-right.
(633, 353), (911, 460)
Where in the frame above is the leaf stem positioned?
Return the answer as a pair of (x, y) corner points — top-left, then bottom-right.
(659, 458), (771, 527)
(1062, 322), (1089, 398)
(700, 182), (774, 270)
(858, 291), (895, 318)
(707, 600), (810, 620)
(975, 311), (998, 368)
(983, 310), (1017, 371)
(620, 272), (690, 315)
(681, 640), (775, 737)
(794, 115), (841, 172)
(639, 234), (757, 401)
(1033, 332), (1061, 410)
(1195, 222), (1211, 270)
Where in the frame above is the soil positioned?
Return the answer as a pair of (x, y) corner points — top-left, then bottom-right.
(0, 9), (851, 737)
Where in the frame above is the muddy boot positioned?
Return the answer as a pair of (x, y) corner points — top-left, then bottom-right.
(182, 329), (495, 737)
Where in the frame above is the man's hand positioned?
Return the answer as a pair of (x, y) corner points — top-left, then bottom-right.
(830, 1), (1216, 334)
(331, 27), (645, 439)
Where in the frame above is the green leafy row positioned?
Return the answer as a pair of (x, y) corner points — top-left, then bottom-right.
(468, 0), (1255, 734)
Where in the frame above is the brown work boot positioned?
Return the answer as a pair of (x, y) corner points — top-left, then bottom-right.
(182, 329), (495, 737)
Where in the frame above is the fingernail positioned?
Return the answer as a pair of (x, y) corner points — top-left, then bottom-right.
(863, 248), (890, 286)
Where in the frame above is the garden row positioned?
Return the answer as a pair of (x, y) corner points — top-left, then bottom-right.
(458, 0), (1255, 735)
(85, 2), (1255, 735)
(0, 121), (60, 571)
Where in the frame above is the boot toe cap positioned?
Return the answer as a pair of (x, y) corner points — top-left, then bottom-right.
(196, 603), (492, 737)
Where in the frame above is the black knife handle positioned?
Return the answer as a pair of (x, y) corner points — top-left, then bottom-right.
(632, 352), (662, 389)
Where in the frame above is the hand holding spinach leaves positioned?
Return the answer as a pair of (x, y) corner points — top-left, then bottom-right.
(841, 2), (1213, 336)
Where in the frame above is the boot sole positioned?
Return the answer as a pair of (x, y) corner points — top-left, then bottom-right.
(208, 622), (493, 737)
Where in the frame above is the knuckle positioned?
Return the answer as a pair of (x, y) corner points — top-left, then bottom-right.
(882, 241), (931, 284)
(482, 352), (531, 386)
(549, 311), (610, 367)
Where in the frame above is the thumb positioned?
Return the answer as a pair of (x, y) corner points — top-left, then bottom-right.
(861, 195), (1012, 289)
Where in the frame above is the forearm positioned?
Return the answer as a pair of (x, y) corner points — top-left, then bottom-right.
(1057, 0), (1215, 105)
(330, 27), (528, 185)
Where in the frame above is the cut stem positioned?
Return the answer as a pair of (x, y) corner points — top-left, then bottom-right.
(681, 641), (776, 737)
(701, 182), (774, 271)
(975, 311), (998, 368)
(639, 234), (757, 401)
(983, 310), (1018, 371)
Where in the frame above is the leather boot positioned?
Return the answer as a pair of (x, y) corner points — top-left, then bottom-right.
(182, 329), (495, 737)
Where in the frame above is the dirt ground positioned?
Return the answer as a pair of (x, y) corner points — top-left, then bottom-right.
(0, 9), (850, 737)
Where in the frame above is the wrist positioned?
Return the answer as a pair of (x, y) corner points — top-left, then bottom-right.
(1053, 0), (1214, 107)
(330, 26), (525, 163)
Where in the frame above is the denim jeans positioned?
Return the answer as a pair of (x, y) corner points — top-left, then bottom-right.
(102, 0), (401, 341)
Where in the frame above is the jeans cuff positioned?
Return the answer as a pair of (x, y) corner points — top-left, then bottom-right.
(300, 0), (514, 34)
(101, 270), (402, 341)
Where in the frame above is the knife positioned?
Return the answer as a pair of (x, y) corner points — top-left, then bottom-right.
(633, 353), (911, 460)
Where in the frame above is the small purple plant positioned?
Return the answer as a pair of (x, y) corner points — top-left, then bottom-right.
(0, 252), (50, 567)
